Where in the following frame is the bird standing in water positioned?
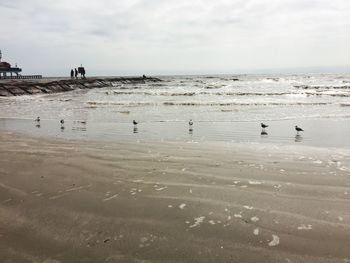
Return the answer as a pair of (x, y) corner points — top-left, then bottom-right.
(133, 120), (138, 125)
(261, 123), (268, 129)
(189, 119), (193, 126)
(35, 117), (40, 122)
(295, 125), (304, 134)
(60, 119), (65, 129)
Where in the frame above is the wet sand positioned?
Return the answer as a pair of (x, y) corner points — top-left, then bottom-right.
(0, 132), (350, 263)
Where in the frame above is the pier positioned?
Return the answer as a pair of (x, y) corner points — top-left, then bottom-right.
(0, 50), (42, 80)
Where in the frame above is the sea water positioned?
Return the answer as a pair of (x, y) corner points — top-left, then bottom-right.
(0, 73), (350, 148)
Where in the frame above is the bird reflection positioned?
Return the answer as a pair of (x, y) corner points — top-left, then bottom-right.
(35, 124), (41, 128)
(261, 130), (268, 136)
(72, 120), (87, 132)
(189, 128), (193, 135)
(133, 127), (138, 134)
(295, 134), (303, 142)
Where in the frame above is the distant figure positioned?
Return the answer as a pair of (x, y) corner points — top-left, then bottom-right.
(78, 65), (86, 79)
(35, 116), (40, 122)
(82, 67), (86, 79)
(60, 119), (65, 130)
(133, 120), (138, 125)
(70, 69), (74, 79)
(142, 74), (146, 79)
(261, 123), (268, 129)
(189, 119), (193, 126)
(74, 68), (78, 79)
(295, 125), (304, 134)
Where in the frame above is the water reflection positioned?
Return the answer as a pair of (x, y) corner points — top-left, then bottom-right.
(260, 130), (268, 137)
(133, 127), (138, 134)
(295, 134), (303, 143)
(189, 128), (193, 135)
(72, 126), (87, 132)
(35, 124), (41, 128)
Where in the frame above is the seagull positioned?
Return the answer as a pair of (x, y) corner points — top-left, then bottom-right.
(60, 119), (64, 125)
(261, 123), (268, 129)
(35, 117), (40, 122)
(295, 125), (304, 133)
(133, 120), (138, 125)
(189, 119), (193, 126)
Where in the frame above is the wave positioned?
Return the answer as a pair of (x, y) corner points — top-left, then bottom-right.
(294, 85), (350, 90)
(87, 101), (332, 107)
(110, 90), (350, 98)
(163, 102), (331, 106)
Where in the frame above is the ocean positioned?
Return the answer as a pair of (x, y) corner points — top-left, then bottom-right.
(1, 73), (350, 148)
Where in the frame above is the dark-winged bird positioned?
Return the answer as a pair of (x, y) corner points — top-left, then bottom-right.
(189, 119), (193, 126)
(35, 117), (40, 122)
(295, 125), (304, 132)
(261, 123), (268, 129)
(133, 120), (138, 125)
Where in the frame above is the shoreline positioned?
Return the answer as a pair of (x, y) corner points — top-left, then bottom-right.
(0, 76), (162, 97)
(0, 132), (349, 262)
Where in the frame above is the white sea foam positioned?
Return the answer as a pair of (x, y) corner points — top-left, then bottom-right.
(297, 224), (312, 230)
(253, 228), (259, 235)
(268, 235), (280, 247)
(189, 216), (205, 228)
(179, 203), (186, 209)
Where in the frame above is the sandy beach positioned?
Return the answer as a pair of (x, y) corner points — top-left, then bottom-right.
(0, 132), (349, 262)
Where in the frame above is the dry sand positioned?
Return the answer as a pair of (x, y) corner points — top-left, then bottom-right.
(0, 132), (350, 263)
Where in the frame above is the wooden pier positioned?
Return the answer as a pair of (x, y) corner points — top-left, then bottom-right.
(0, 75), (42, 80)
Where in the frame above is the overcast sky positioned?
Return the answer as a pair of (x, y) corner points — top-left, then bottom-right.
(1, 0), (350, 76)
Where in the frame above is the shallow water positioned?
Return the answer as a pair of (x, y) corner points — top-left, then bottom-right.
(1, 73), (350, 148)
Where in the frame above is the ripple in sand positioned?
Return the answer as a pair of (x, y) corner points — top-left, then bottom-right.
(297, 224), (312, 230)
(248, 180), (262, 185)
(155, 186), (167, 191)
(103, 193), (118, 202)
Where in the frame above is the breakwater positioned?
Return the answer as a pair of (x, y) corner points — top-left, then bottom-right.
(0, 77), (161, 96)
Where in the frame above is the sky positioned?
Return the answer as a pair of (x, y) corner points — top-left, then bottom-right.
(1, 0), (350, 76)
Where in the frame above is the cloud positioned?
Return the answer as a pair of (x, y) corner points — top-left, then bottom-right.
(0, 0), (349, 75)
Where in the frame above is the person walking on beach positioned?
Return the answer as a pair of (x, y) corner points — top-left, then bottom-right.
(74, 68), (78, 79)
(70, 69), (74, 79)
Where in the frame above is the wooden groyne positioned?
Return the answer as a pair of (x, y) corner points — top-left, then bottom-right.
(0, 77), (161, 97)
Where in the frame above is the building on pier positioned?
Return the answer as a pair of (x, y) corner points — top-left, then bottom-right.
(0, 50), (22, 78)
